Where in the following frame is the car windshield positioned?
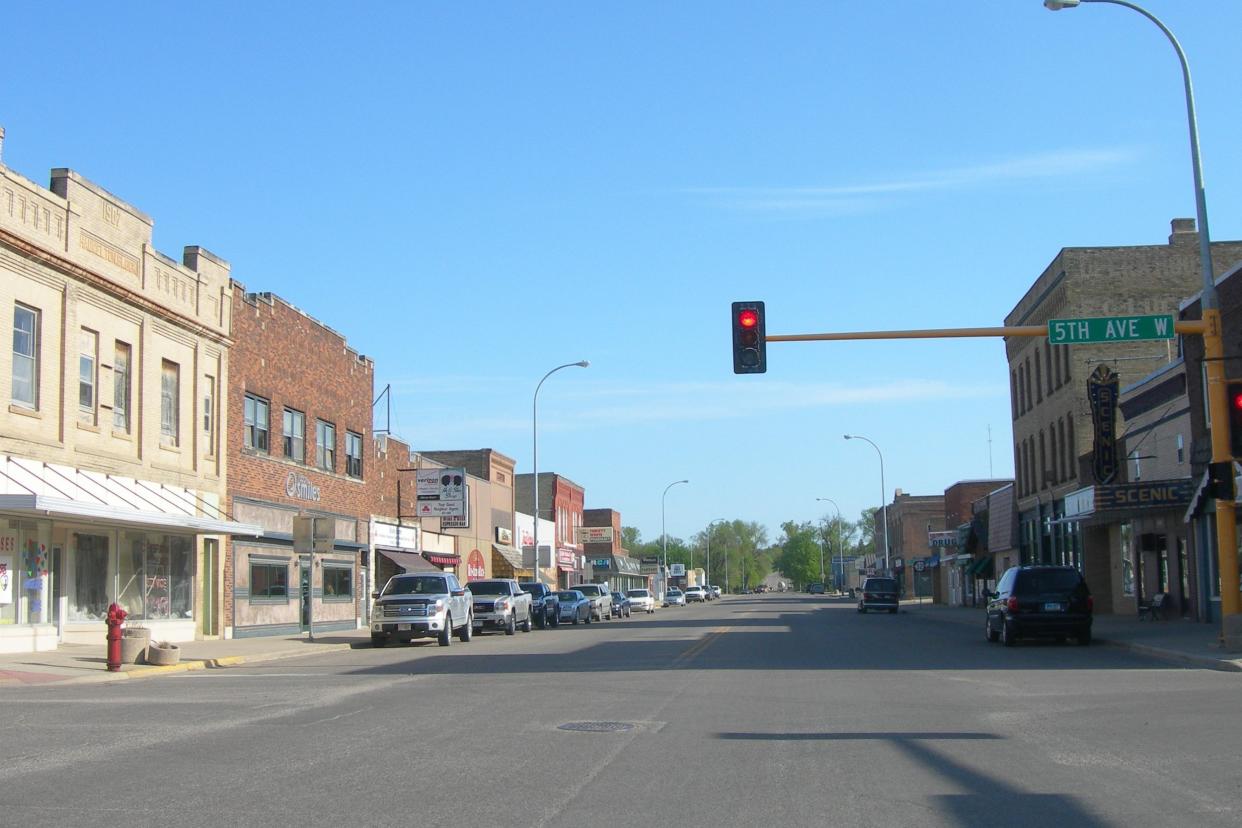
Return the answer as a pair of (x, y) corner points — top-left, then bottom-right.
(627, 590), (650, 598)
(557, 592), (582, 602)
(669, 590), (682, 595)
(1020, 570), (1084, 594)
(612, 593), (625, 600)
(468, 582), (509, 596)
(519, 583), (543, 595)
(577, 585), (601, 595)
(382, 576), (446, 596)
(865, 579), (897, 592)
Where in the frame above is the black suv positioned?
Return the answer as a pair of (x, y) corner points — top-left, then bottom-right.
(985, 565), (1092, 647)
(857, 576), (899, 614)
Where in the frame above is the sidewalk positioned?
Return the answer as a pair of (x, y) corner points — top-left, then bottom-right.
(0, 629), (370, 687)
(901, 599), (1242, 672)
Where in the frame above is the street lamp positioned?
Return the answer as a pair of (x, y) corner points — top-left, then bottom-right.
(1043, 0), (1240, 646)
(706, 518), (727, 591)
(817, 497), (842, 592)
(661, 479), (689, 596)
(845, 435), (889, 573)
(532, 360), (589, 586)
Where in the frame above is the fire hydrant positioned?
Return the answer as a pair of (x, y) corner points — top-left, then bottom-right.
(105, 602), (127, 672)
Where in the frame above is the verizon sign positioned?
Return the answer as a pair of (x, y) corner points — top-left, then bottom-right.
(575, 526), (614, 544)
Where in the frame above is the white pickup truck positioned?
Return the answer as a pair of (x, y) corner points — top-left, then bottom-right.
(469, 579), (533, 635)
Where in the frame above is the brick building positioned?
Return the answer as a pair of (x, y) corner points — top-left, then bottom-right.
(581, 508), (645, 592)
(1005, 218), (1242, 614)
(515, 473), (585, 588)
(941, 479), (1011, 606)
(882, 490), (944, 597)
(226, 288), (372, 638)
(0, 134), (254, 653)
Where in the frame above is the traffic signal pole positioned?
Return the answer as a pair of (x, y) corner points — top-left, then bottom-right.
(760, 316), (1239, 649)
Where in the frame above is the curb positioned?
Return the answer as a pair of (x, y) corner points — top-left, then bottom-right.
(906, 606), (1242, 674)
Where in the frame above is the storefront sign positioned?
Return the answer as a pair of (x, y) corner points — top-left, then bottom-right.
(575, 526), (614, 544)
(1064, 487), (1095, 517)
(466, 549), (486, 580)
(496, 526), (513, 544)
(557, 548), (576, 568)
(928, 531), (957, 548)
(591, 558), (611, 569)
(0, 554), (12, 604)
(371, 521), (418, 551)
(440, 485), (471, 528)
(670, 564), (685, 576)
(1088, 365), (1120, 484)
(1094, 481), (1195, 511)
(913, 559), (926, 573)
(285, 471), (321, 502)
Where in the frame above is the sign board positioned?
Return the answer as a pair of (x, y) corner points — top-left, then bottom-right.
(466, 549), (486, 581)
(416, 467), (467, 517)
(591, 558), (611, 570)
(913, 559), (926, 573)
(440, 485), (471, 528)
(293, 515), (333, 554)
(1048, 314), (1174, 345)
(496, 526), (513, 544)
(928, 531), (957, 548)
(575, 526), (615, 544)
(669, 563), (686, 577)
(522, 545), (553, 568)
(370, 520), (418, 551)
(0, 554), (12, 605)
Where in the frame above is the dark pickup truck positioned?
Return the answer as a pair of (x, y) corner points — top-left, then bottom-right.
(519, 581), (560, 629)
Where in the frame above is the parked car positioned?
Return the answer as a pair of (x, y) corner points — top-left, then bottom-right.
(807, 582), (826, 595)
(626, 588), (656, 614)
(684, 586), (707, 603)
(986, 565), (1093, 647)
(556, 590), (592, 624)
(665, 588), (686, 606)
(611, 591), (632, 618)
(371, 573), (473, 647)
(857, 576), (899, 614)
(469, 579), (533, 635)
(709, 585), (722, 599)
(519, 581), (560, 628)
(574, 583), (613, 621)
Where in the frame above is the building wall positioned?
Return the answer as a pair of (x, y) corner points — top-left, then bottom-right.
(225, 287), (373, 637)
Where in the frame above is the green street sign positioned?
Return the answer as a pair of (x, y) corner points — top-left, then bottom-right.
(1047, 314), (1175, 345)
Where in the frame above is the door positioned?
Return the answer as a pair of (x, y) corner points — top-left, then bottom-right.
(202, 539), (218, 636)
(300, 563), (312, 630)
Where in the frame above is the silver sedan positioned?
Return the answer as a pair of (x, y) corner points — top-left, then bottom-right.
(556, 590), (592, 624)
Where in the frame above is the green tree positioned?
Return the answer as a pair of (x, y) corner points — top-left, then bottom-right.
(691, 519), (767, 592)
(776, 521), (822, 587)
(621, 526), (642, 550)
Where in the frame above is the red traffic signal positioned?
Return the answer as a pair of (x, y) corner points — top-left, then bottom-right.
(1229, 381), (1242, 458)
(731, 301), (767, 374)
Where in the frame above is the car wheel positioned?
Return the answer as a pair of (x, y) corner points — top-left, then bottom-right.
(458, 614), (473, 642)
(1000, 620), (1016, 647)
(371, 633), (387, 648)
(505, 613), (516, 636)
(889, 607), (898, 614)
(585, 614), (592, 624)
(1077, 626), (1092, 646)
(551, 614), (560, 627)
(985, 616), (1000, 643)
(438, 614), (453, 647)
(522, 613), (532, 633)
(572, 616), (579, 625)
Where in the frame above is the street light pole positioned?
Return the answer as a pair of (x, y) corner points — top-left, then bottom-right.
(845, 435), (889, 574)
(1044, 0), (1240, 647)
(817, 498), (842, 592)
(661, 479), (689, 598)
(532, 360), (589, 587)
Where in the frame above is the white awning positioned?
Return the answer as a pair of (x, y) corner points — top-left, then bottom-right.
(0, 494), (262, 535)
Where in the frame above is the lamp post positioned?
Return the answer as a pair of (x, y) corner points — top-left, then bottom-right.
(817, 498), (842, 592)
(845, 435), (889, 574)
(1044, 0), (1240, 645)
(706, 518), (727, 591)
(661, 479), (689, 597)
(532, 360), (589, 586)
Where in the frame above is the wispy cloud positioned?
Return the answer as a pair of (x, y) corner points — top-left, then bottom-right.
(685, 147), (1142, 216)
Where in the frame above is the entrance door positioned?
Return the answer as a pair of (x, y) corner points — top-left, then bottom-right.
(202, 539), (218, 636)
(300, 564), (312, 630)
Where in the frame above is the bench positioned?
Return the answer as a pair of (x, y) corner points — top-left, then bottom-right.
(1138, 591), (1168, 621)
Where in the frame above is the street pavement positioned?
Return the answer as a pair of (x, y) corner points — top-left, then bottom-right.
(1, 594), (1239, 827)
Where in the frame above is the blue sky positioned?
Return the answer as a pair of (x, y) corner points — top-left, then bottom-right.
(6, 2), (1242, 544)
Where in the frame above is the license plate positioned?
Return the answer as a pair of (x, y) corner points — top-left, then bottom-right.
(397, 623), (411, 631)
(1043, 602), (1063, 612)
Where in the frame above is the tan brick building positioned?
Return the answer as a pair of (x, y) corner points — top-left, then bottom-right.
(226, 288), (372, 638)
(0, 131), (254, 653)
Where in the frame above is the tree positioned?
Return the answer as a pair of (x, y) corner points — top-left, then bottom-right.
(691, 519), (768, 592)
(775, 521), (821, 588)
(621, 526), (642, 549)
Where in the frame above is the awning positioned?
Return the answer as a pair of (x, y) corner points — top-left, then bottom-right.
(492, 543), (525, 571)
(378, 548), (440, 573)
(423, 552), (461, 567)
(967, 556), (994, 579)
(0, 494), (261, 536)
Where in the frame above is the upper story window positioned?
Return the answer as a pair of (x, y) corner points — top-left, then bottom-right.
(78, 328), (98, 424)
(114, 342), (131, 432)
(202, 375), (215, 455)
(244, 393), (270, 452)
(12, 304), (39, 409)
(160, 360), (180, 446)
(345, 430), (363, 478)
(283, 408), (305, 461)
(316, 420), (336, 471)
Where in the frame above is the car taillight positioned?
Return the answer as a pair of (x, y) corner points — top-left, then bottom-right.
(863, 593), (874, 600)
(1006, 596), (1019, 613)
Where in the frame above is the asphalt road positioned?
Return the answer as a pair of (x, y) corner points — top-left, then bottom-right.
(3, 594), (1239, 828)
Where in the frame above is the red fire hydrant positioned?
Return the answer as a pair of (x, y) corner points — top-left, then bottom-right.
(105, 603), (127, 672)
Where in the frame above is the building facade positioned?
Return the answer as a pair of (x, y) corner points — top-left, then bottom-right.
(422, 449), (520, 584)
(225, 289), (372, 638)
(0, 137), (252, 653)
(1005, 218), (1242, 614)
(883, 490), (945, 597)
(581, 508), (645, 592)
(515, 472), (585, 588)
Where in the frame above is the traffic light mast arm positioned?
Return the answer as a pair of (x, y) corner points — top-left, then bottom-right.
(767, 320), (1206, 342)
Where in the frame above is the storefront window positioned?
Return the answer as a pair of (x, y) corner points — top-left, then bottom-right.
(118, 532), (194, 620)
(323, 564), (353, 601)
(0, 520), (50, 626)
(251, 559), (289, 601)
(72, 533), (110, 622)
(1121, 522), (1134, 596)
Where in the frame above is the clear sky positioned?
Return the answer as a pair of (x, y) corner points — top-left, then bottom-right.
(6, 2), (1242, 545)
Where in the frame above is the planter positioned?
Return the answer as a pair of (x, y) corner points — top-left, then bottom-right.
(146, 642), (181, 667)
(119, 627), (150, 665)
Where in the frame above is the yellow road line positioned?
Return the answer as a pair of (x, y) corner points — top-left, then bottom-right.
(671, 625), (730, 668)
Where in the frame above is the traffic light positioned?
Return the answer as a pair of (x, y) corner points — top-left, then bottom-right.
(731, 301), (767, 374)
(1229, 381), (1242, 458)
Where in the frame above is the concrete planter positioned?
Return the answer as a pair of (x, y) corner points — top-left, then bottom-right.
(119, 627), (150, 664)
(146, 642), (181, 667)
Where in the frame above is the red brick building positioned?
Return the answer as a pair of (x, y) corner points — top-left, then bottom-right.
(225, 288), (372, 638)
(516, 473), (585, 588)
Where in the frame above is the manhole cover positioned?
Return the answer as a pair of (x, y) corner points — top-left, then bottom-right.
(557, 721), (635, 733)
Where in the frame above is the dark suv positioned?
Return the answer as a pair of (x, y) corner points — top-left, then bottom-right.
(857, 576), (899, 614)
(985, 565), (1092, 647)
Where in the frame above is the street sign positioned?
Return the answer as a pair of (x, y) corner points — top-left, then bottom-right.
(415, 468), (466, 517)
(1047, 314), (1174, 345)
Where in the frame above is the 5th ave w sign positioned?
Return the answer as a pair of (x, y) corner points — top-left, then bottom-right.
(1047, 314), (1175, 344)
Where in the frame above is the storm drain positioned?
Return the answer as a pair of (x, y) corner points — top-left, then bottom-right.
(557, 721), (635, 733)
